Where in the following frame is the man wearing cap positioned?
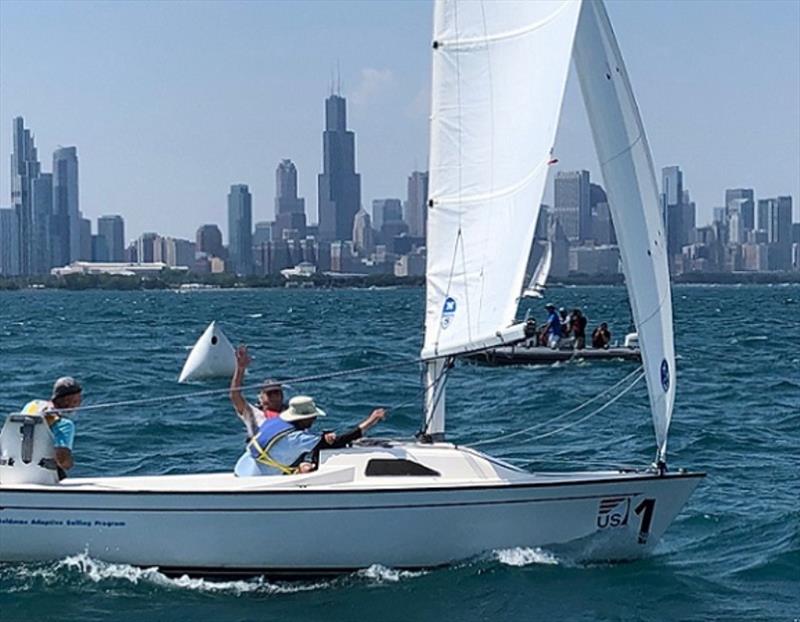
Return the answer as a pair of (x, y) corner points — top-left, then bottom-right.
(20, 377), (82, 478)
(234, 396), (385, 477)
(229, 344), (287, 439)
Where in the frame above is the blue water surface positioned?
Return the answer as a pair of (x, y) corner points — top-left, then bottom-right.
(0, 285), (797, 621)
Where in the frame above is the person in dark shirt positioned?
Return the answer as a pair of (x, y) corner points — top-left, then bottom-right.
(572, 309), (588, 350)
(592, 322), (612, 349)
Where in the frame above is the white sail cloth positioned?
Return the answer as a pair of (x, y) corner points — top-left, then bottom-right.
(574, 0), (675, 461)
(422, 0), (582, 360)
(523, 240), (553, 298)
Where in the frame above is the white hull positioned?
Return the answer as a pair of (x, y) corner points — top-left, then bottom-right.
(0, 443), (702, 576)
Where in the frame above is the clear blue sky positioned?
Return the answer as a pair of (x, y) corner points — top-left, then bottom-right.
(1, 0), (798, 241)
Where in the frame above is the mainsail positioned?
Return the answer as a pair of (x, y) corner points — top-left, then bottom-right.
(522, 239), (553, 299)
(422, 0), (582, 359)
(574, 0), (675, 462)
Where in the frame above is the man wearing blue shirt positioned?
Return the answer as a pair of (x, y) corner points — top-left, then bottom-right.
(545, 303), (562, 349)
(235, 396), (385, 477)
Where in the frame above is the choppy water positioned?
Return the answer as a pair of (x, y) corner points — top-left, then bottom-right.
(1, 285), (798, 621)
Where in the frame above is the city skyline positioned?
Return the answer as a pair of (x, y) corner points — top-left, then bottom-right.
(0, 0), (798, 240)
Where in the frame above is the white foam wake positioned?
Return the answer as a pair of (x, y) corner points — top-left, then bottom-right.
(356, 564), (427, 583)
(493, 547), (559, 567)
(56, 553), (328, 594)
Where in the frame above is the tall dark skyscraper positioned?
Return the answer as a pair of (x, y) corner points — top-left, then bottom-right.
(196, 224), (225, 258)
(404, 171), (429, 238)
(228, 184), (253, 275)
(274, 159), (306, 241)
(554, 170), (591, 241)
(318, 94), (361, 241)
(98, 215), (125, 262)
(10, 117), (41, 275)
(52, 146), (80, 266)
(661, 166), (686, 257)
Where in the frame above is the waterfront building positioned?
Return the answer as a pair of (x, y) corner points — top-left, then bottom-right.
(352, 209), (374, 256)
(52, 146), (81, 266)
(569, 244), (620, 275)
(10, 117), (42, 275)
(317, 94), (361, 241)
(136, 232), (159, 263)
(0, 207), (20, 276)
(162, 237), (196, 267)
(725, 188), (755, 232)
(97, 215), (125, 262)
(227, 184), (253, 275)
(404, 171), (429, 238)
(395, 248), (426, 277)
(79, 217), (92, 261)
(196, 224), (225, 258)
(274, 159), (306, 241)
(660, 166), (684, 257)
(31, 173), (53, 273)
(554, 170), (591, 241)
(91, 234), (109, 262)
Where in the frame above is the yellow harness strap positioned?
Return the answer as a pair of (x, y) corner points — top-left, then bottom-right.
(248, 428), (298, 475)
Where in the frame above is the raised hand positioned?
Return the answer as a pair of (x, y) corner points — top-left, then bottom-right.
(235, 345), (252, 369)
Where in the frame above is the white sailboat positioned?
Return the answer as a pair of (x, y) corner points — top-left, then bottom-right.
(521, 238), (553, 299)
(0, 0), (701, 576)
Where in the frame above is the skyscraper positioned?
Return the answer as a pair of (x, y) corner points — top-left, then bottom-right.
(97, 215), (125, 262)
(31, 173), (53, 273)
(352, 209), (374, 256)
(274, 159), (306, 240)
(0, 207), (20, 276)
(228, 184), (253, 275)
(660, 166), (685, 257)
(404, 171), (429, 238)
(725, 188), (755, 232)
(10, 117), (41, 275)
(196, 224), (224, 258)
(554, 170), (591, 241)
(318, 94), (361, 241)
(52, 146), (80, 266)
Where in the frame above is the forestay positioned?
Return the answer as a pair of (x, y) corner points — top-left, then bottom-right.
(423, 0), (582, 359)
(573, 0), (676, 462)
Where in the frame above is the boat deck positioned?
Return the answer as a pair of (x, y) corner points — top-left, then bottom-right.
(466, 345), (641, 366)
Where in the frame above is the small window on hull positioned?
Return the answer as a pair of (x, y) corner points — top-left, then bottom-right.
(365, 459), (440, 477)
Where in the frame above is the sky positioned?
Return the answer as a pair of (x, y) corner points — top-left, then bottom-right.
(1, 0), (798, 242)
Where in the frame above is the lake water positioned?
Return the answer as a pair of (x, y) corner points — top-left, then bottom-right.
(1, 285), (798, 621)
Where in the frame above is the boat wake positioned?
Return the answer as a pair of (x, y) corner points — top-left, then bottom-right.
(492, 547), (560, 567)
(1, 554), (427, 595)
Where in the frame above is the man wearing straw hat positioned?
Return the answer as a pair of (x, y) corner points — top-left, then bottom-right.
(234, 395), (385, 477)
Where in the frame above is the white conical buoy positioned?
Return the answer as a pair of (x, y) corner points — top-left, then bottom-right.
(178, 321), (236, 383)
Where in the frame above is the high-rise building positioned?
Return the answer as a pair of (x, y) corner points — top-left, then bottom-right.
(196, 224), (224, 258)
(725, 188), (755, 232)
(52, 146), (81, 266)
(91, 234), (109, 262)
(31, 173), (53, 273)
(274, 159), (306, 240)
(79, 217), (92, 261)
(136, 232), (159, 263)
(352, 209), (374, 256)
(0, 207), (20, 276)
(554, 170), (591, 241)
(97, 215), (125, 262)
(660, 166), (684, 257)
(227, 184), (253, 275)
(253, 221), (273, 247)
(404, 171), (429, 238)
(318, 94), (361, 241)
(757, 197), (793, 270)
(10, 117), (41, 275)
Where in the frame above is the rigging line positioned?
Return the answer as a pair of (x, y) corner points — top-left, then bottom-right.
(469, 365), (644, 447)
(526, 372), (645, 442)
(11, 357), (423, 416)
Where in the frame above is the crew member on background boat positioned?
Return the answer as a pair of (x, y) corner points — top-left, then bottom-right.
(234, 396), (385, 477)
(592, 322), (612, 349)
(229, 344), (287, 440)
(559, 307), (571, 337)
(20, 377), (82, 479)
(544, 304), (563, 349)
(572, 308), (587, 350)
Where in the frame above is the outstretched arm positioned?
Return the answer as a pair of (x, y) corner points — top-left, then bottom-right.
(229, 345), (251, 416)
(322, 408), (387, 449)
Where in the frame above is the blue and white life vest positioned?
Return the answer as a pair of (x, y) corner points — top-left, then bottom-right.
(247, 418), (297, 474)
